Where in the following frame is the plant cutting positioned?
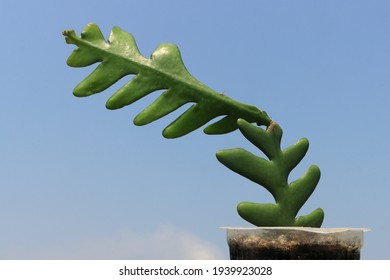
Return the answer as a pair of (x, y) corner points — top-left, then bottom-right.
(63, 23), (367, 259)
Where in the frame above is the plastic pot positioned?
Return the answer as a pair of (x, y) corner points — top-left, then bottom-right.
(224, 227), (369, 260)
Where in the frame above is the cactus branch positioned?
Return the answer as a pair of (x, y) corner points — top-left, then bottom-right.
(217, 119), (324, 227)
(63, 23), (271, 138)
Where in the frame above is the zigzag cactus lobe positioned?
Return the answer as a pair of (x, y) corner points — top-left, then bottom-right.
(217, 119), (324, 227)
(63, 23), (271, 138)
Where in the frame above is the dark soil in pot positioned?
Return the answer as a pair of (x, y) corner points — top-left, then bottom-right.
(225, 227), (367, 260)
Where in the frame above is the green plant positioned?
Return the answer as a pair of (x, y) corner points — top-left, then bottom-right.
(63, 23), (324, 227)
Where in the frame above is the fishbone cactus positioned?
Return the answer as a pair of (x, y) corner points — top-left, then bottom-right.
(63, 23), (271, 138)
(217, 119), (324, 227)
(64, 23), (324, 227)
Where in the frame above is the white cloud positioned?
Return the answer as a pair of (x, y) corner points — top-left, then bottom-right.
(34, 224), (225, 260)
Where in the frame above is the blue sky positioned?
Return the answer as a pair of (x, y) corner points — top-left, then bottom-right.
(0, 0), (389, 259)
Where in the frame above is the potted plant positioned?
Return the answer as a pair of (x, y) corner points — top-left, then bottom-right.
(63, 23), (368, 260)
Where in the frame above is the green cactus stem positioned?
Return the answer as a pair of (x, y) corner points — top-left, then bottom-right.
(217, 119), (324, 227)
(64, 24), (324, 227)
(63, 23), (271, 138)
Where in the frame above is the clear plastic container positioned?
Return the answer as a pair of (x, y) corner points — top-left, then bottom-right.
(223, 227), (369, 260)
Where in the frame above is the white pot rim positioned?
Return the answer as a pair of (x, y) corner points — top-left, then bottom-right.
(221, 226), (370, 233)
